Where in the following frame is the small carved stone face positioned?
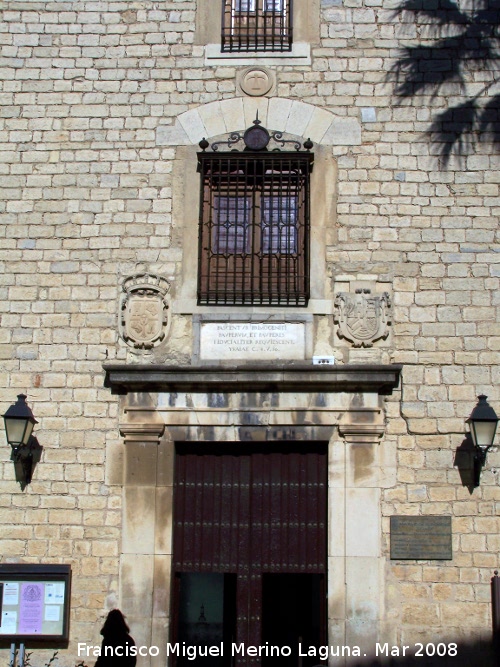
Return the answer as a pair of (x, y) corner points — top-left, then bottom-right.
(239, 67), (275, 97)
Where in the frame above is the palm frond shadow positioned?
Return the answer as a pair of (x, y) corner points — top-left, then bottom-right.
(427, 100), (477, 165)
(479, 92), (500, 146)
(388, 0), (500, 166)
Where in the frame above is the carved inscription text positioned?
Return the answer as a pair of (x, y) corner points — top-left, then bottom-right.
(200, 322), (305, 361)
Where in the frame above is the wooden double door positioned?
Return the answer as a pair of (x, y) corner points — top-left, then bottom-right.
(171, 442), (327, 667)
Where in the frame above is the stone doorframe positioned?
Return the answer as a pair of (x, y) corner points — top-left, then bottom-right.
(104, 363), (401, 666)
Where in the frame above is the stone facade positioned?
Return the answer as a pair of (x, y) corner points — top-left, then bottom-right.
(0, 1), (499, 666)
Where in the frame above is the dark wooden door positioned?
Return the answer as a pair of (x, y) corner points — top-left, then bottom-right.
(172, 442), (327, 666)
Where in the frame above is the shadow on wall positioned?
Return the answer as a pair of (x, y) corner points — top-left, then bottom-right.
(454, 434), (477, 493)
(388, 0), (500, 166)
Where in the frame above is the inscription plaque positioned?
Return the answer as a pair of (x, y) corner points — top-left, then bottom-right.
(200, 322), (306, 361)
(390, 516), (452, 560)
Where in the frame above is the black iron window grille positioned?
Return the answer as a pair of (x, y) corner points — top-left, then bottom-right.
(221, 0), (293, 52)
(197, 120), (313, 306)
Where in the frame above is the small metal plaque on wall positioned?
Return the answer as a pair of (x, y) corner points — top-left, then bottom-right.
(390, 516), (452, 560)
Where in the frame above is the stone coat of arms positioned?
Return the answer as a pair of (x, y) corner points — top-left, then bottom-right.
(334, 289), (391, 348)
(120, 273), (171, 349)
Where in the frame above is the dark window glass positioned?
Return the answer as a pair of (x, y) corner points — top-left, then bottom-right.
(234, 0), (284, 11)
(234, 0), (255, 11)
(261, 196), (298, 254)
(212, 196), (251, 254)
(175, 573), (236, 667)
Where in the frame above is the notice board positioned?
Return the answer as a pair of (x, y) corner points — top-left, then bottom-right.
(0, 564), (71, 642)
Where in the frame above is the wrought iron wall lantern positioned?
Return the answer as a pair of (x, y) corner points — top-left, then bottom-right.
(2, 394), (38, 484)
(466, 395), (499, 487)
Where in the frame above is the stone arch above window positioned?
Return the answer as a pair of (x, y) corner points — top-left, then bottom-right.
(169, 99), (344, 314)
(156, 98), (361, 148)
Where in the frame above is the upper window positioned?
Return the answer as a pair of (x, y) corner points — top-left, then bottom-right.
(197, 121), (313, 306)
(221, 0), (293, 52)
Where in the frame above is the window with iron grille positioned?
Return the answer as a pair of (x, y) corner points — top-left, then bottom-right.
(197, 123), (313, 306)
(221, 0), (293, 52)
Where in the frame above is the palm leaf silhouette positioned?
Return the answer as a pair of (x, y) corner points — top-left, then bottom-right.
(391, 40), (466, 98)
(395, 0), (468, 25)
(478, 94), (500, 147)
(389, 0), (500, 165)
(427, 100), (477, 164)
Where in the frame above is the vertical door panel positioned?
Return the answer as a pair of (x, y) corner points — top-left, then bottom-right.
(172, 442), (327, 666)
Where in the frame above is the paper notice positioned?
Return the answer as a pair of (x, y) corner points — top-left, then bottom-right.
(44, 606), (60, 622)
(3, 583), (19, 606)
(44, 583), (65, 605)
(19, 583), (44, 634)
(0, 611), (18, 634)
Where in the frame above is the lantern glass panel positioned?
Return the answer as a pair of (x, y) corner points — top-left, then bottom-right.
(471, 420), (497, 449)
(4, 417), (33, 447)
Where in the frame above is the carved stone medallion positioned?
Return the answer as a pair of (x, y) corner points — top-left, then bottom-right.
(120, 273), (171, 349)
(334, 289), (391, 348)
(239, 66), (274, 97)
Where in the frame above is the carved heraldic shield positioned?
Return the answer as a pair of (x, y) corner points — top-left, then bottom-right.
(334, 289), (391, 348)
(120, 273), (170, 349)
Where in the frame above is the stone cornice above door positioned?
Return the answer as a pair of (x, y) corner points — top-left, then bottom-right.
(103, 363), (402, 396)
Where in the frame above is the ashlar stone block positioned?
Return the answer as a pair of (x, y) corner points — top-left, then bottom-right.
(346, 487), (380, 558)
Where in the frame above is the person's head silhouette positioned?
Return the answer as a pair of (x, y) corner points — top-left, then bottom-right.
(100, 609), (131, 637)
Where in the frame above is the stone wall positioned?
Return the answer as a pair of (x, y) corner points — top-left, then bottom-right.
(0, 0), (499, 664)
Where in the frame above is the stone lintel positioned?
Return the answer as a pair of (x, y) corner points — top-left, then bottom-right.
(104, 363), (402, 395)
(120, 423), (165, 445)
(339, 423), (386, 445)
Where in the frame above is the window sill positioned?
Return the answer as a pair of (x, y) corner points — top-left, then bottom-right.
(205, 42), (311, 66)
(172, 299), (334, 315)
